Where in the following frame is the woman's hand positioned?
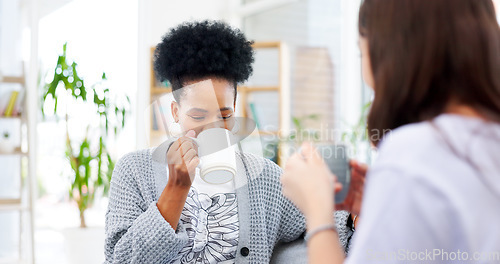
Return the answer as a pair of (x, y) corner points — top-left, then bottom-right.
(166, 130), (200, 189)
(281, 143), (339, 229)
(336, 160), (367, 216)
(157, 130), (200, 229)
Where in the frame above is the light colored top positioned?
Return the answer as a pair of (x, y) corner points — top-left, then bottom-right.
(346, 114), (500, 263)
(173, 168), (239, 264)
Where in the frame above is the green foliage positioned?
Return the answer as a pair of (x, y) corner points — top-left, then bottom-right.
(41, 43), (130, 228)
(288, 114), (321, 144)
(341, 101), (372, 156)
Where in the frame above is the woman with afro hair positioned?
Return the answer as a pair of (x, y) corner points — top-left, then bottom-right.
(104, 20), (353, 264)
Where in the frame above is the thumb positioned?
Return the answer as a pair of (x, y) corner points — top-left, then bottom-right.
(185, 130), (196, 138)
(334, 182), (343, 193)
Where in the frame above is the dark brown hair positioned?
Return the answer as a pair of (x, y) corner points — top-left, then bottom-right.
(359, 0), (500, 146)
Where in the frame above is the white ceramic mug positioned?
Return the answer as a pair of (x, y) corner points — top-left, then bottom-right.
(157, 128), (237, 184)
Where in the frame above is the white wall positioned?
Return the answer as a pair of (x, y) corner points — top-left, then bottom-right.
(38, 0), (138, 158)
(137, 0), (233, 148)
(137, 0), (365, 147)
(147, 0), (232, 45)
(0, 0), (23, 259)
(32, 2), (139, 263)
(243, 0), (363, 140)
(339, 0), (363, 130)
(0, 0), (23, 76)
(243, 0), (308, 135)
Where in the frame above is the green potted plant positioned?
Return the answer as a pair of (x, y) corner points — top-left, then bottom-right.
(288, 114), (321, 145)
(272, 114), (321, 164)
(41, 43), (129, 228)
(40, 43), (130, 263)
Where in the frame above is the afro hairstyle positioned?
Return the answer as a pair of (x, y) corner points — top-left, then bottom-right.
(154, 20), (254, 101)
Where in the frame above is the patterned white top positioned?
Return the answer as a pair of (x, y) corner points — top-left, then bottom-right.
(173, 169), (239, 264)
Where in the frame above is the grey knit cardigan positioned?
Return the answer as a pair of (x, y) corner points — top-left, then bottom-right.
(104, 148), (353, 264)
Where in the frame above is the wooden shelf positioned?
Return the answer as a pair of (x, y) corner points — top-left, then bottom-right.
(0, 116), (22, 119)
(238, 86), (279, 92)
(258, 130), (280, 136)
(0, 258), (29, 264)
(252, 41), (281, 49)
(0, 205), (28, 211)
(0, 147), (27, 156)
(242, 42), (289, 165)
(0, 198), (21, 205)
(2, 9), (35, 264)
(151, 87), (172, 95)
(0, 199), (27, 212)
(151, 130), (167, 137)
(0, 75), (25, 84)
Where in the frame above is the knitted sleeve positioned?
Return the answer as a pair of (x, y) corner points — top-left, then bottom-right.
(335, 210), (354, 255)
(104, 152), (188, 264)
(257, 158), (306, 243)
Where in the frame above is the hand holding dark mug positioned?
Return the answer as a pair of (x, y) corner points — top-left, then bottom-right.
(336, 160), (367, 216)
(281, 143), (367, 231)
(281, 143), (337, 229)
(314, 144), (351, 204)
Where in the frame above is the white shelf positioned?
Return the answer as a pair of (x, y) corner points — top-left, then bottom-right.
(0, 33), (35, 264)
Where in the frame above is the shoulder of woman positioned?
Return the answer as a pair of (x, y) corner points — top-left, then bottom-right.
(115, 148), (152, 168)
(376, 121), (440, 163)
(379, 122), (436, 149)
(237, 151), (282, 182)
(112, 148), (154, 183)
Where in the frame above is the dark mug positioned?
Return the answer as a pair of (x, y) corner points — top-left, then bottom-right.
(315, 144), (351, 204)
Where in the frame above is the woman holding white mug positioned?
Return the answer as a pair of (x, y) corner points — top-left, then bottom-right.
(282, 0), (500, 263)
(104, 21), (355, 263)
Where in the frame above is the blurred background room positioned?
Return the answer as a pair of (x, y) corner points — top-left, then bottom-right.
(0, 0), (498, 263)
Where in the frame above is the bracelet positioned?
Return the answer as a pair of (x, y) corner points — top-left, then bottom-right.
(304, 223), (337, 242)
